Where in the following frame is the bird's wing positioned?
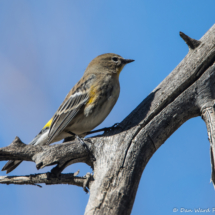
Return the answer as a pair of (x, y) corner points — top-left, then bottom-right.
(47, 73), (97, 144)
(47, 91), (89, 144)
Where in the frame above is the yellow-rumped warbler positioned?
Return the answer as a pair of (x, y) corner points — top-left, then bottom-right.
(2, 53), (134, 173)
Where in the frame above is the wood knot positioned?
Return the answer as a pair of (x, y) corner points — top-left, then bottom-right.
(10, 136), (26, 147)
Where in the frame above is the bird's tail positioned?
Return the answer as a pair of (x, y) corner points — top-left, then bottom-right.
(2, 160), (22, 174)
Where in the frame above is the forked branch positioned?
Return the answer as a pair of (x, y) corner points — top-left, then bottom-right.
(1, 25), (215, 215)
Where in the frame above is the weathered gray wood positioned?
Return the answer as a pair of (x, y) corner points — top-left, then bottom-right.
(201, 105), (215, 188)
(85, 61), (215, 215)
(0, 24), (215, 215)
(0, 171), (93, 192)
(0, 136), (91, 169)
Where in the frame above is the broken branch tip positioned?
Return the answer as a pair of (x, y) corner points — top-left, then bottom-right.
(179, 31), (201, 49)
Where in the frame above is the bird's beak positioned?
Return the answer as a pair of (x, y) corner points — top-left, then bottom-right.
(123, 59), (135, 64)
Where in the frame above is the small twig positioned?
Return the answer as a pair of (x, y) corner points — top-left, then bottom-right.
(74, 170), (80, 176)
(179, 31), (201, 49)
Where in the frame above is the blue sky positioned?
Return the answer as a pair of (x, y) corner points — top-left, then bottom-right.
(0, 1), (215, 214)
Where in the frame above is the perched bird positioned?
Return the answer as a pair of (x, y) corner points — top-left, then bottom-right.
(2, 53), (134, 173)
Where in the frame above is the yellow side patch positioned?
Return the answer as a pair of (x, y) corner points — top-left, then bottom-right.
(87, 86), (97, 105)
(43, 118), (53, 129)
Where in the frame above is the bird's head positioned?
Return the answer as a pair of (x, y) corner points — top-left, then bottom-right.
(85, 53), (134, 77)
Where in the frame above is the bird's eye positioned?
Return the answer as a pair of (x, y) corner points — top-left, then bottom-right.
(112, 57), (118, 62)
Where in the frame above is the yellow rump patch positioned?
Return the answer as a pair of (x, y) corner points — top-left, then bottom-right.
(43, 118), (53, 129)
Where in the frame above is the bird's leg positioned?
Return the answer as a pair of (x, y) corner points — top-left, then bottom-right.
(86, 123), (120, 135)
(63, 136), (75, 143)
(67, 131), (96, 161)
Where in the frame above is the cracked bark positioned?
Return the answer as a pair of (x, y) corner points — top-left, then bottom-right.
(0, 171), (93, 192)
(201, 105), (215, 187)
(1, 24), (215, 215)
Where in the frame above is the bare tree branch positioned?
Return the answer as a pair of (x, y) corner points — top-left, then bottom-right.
(1, 24), (215, 215)
(0, 136), (92, 172)
(0, 171), (93, 193)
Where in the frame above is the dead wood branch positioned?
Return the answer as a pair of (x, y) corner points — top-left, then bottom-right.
(1, 25), (215, 215)
(0, 171), (93, 193)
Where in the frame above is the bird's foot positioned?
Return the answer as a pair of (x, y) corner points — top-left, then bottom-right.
(67, 131), (96, 162)
(75, 135), (96, 162)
